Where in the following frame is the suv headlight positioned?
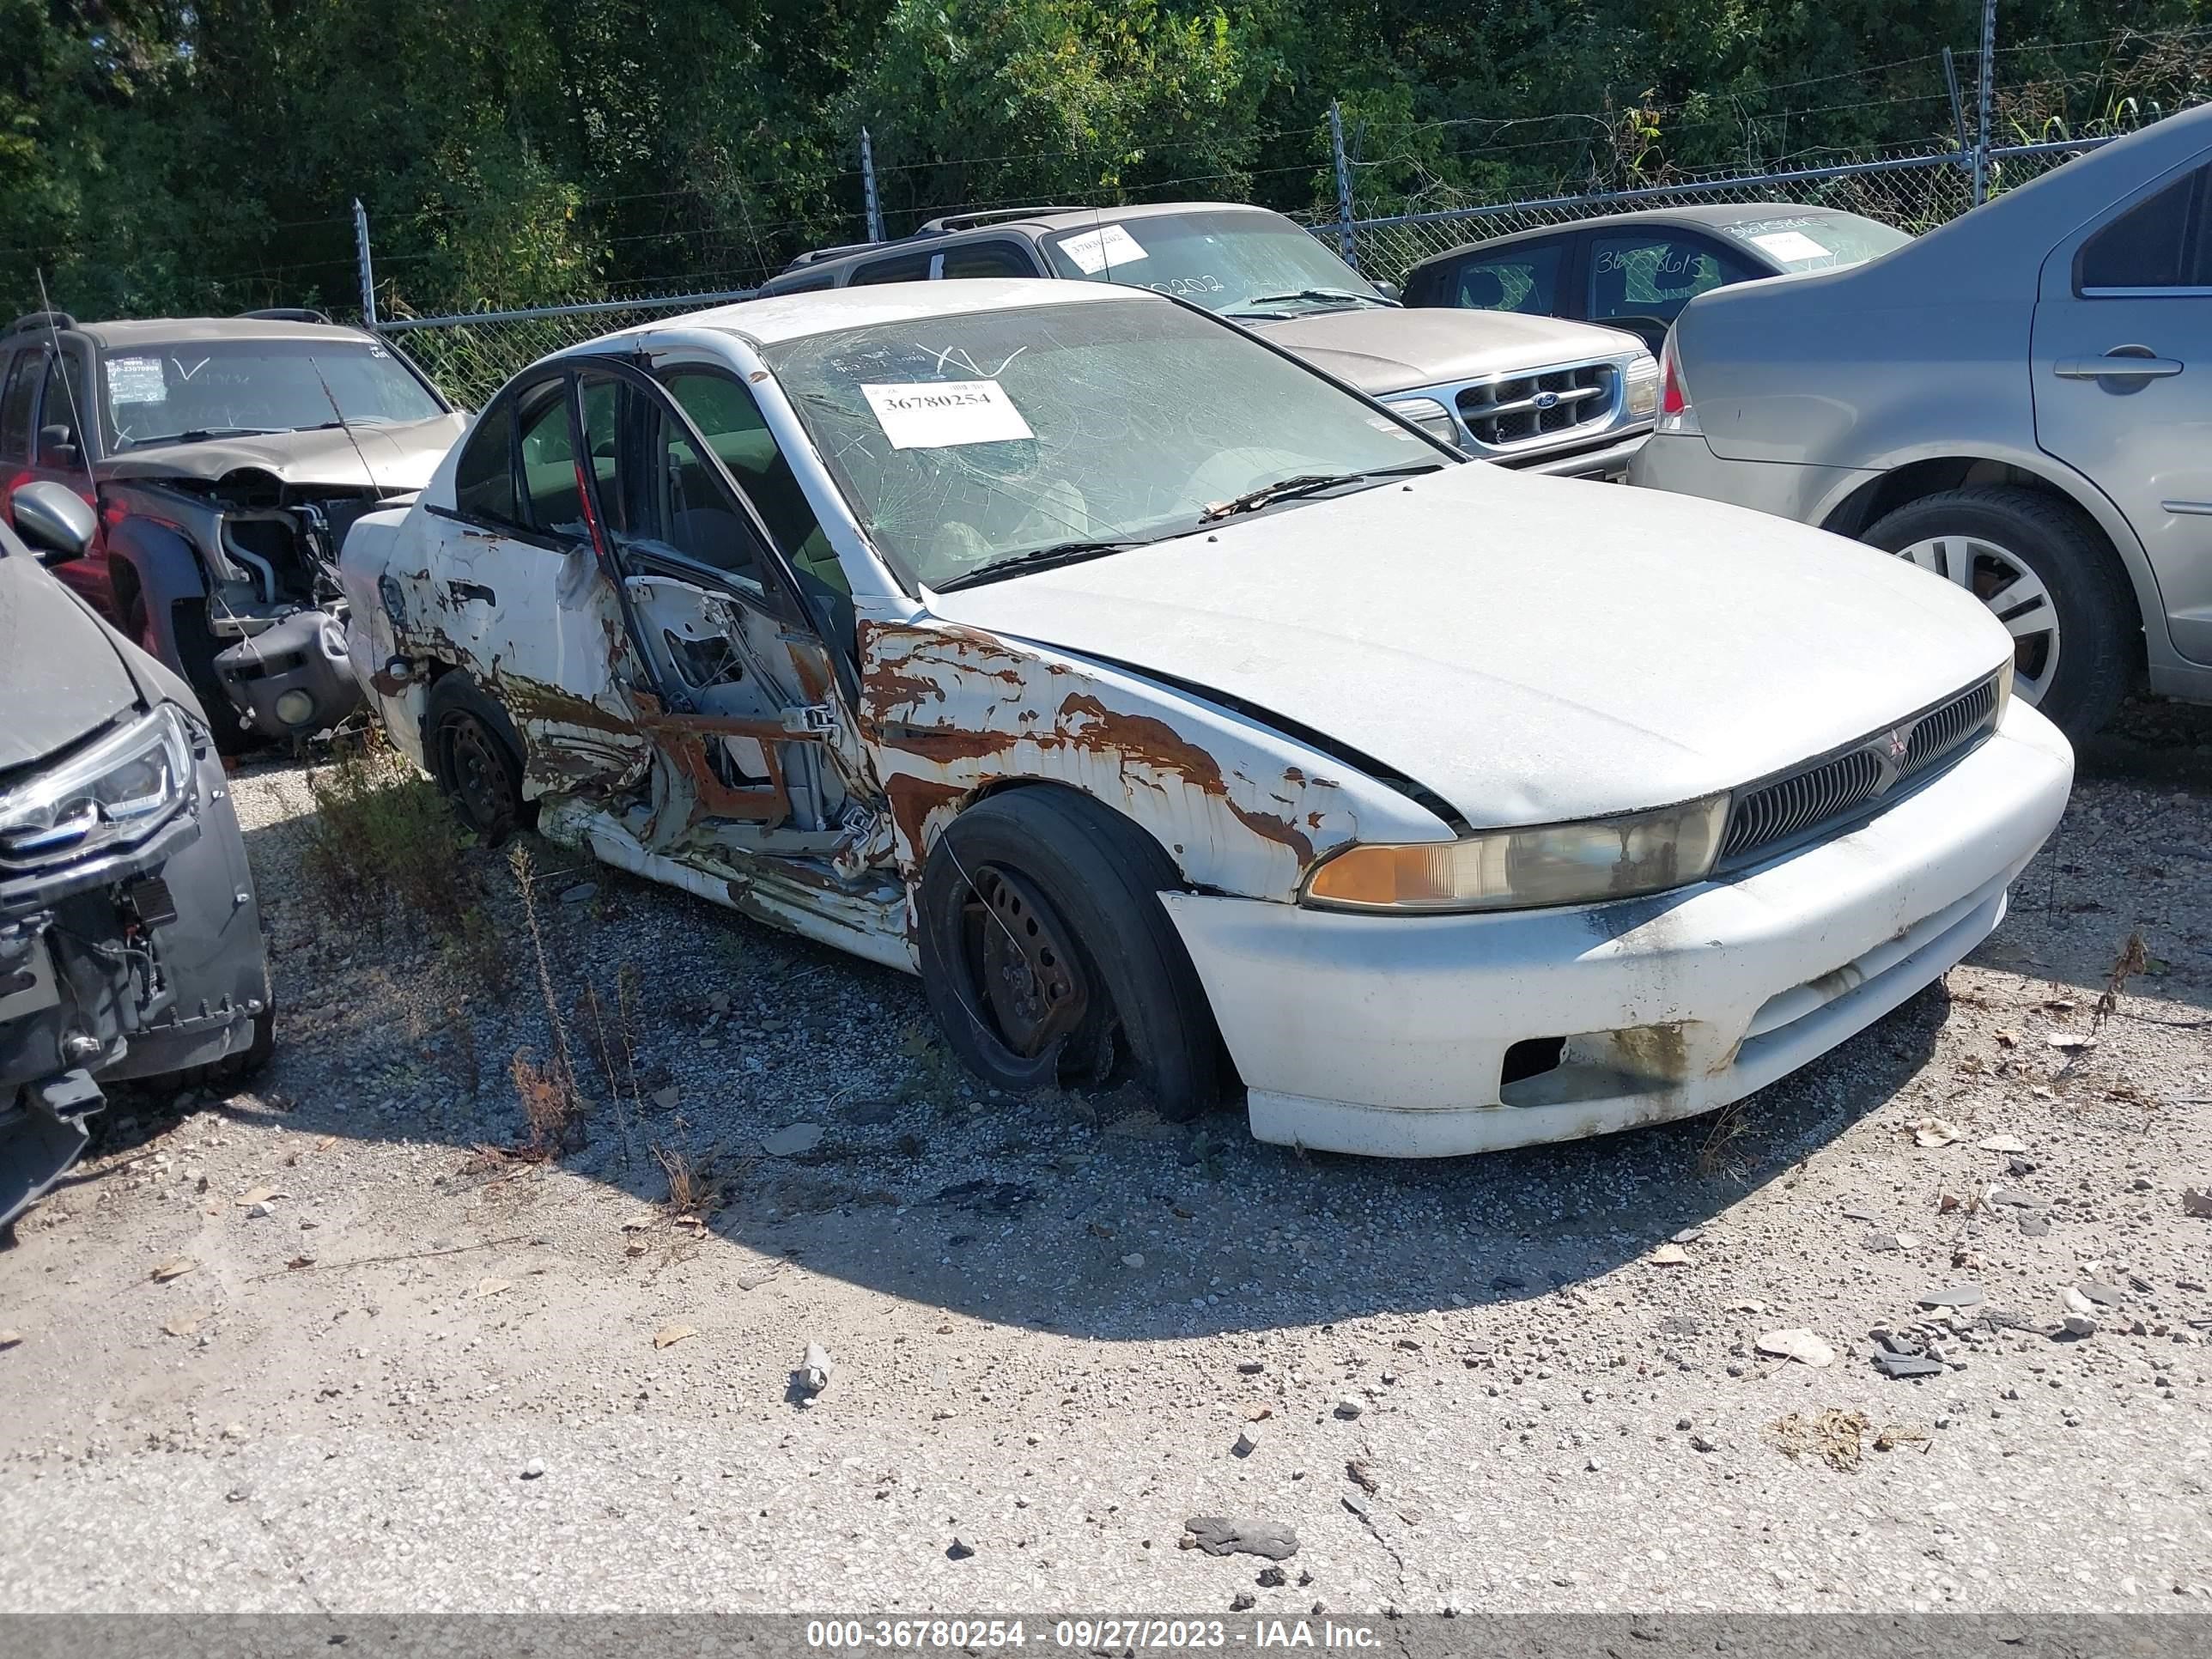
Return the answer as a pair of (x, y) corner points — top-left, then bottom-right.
(0, 704), (195, 872)
(1302, 793), (1730, 913)
(1382, 396), (1462, 449)
(1625, 353), (1662, 420)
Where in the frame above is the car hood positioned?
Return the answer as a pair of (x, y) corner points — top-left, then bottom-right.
(0, 549), (142, 772)
(926, 464), (2012, 829)
(96, 412), (468, 493)
(1254, 308), (1645, 397)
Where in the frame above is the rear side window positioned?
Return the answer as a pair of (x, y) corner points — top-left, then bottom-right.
(453, 400), (519, 525)
(2078, 167), (2209, 290)
(0, 349), (43, 461)
(1449, 244), (1565, 314)
(1588, 233), (1750, 324)
(848, 251), (933, 286)
(939, 241), (1037, 279)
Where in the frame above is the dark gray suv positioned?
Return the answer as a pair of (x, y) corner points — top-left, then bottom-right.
(2, 483), (273, 1228)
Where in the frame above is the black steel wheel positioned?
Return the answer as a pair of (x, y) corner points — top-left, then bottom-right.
(425, 675), (532, 845)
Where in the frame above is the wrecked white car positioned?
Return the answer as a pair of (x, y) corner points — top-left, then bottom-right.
(339, 280), (2073, 1157)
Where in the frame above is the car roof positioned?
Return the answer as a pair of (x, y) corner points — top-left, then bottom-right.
(769, 200), (1288, 283)
(566, 277), (1159, 356)
(1405, 201), (1878, 271)
(20, 317), (380, 351)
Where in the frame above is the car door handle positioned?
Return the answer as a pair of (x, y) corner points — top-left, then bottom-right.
(2054, 354), (2183, 380)
(447, 580), (497, 606)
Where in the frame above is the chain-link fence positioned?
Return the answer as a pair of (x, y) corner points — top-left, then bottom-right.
(378, 134), (2119, 402)
(1341, 137), (2108, 285)
(378, 289), (758, 409)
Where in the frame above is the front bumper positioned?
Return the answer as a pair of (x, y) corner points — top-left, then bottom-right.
(1511, 431), (1650, 482)
(1, 731), (270, 1224)
(1161, 702), (2073, 1157)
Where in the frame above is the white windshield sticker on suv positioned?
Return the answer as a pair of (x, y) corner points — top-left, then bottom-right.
(862, 380), (1035, 449)
(1056, 223), (1149, 275)
(1750, 229), (1833, 264)
(107, 356), (167, 404)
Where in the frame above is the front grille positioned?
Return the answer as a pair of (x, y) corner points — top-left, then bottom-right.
(1718, 676), (2002, 868)
(1457, 363), (1615, 451)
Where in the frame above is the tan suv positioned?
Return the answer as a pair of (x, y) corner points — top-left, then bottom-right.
(760, 202), (1659, 479)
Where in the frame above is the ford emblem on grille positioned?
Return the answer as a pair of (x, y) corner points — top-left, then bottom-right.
(1532, 390), (1560, 410)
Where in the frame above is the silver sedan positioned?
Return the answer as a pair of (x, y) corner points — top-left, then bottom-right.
(1632, 103), (2212, 737)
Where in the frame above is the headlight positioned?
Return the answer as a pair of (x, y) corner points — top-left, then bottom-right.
(1625, 353), (1662, 420)
(0, 704), (195, 872)
(1302, 793), (1730, 913)
(1994, 657), (2015, 723)
(1382, 396), (1462, 449)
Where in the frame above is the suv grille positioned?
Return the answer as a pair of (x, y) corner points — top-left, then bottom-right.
(1456, 364), (1614, 451)
(1717, 676), (2002, 868)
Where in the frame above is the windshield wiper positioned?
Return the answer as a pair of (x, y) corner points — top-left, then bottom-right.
(150, 427), (287, 445)
(1200, 462), (1442, 522)
(932, 538), (1154, 592)
(1229, 286), (1394, 316)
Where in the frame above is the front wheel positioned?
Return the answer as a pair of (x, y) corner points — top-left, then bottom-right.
(1862, 486), (2136, 739)
(915, 788), (1223, 1121)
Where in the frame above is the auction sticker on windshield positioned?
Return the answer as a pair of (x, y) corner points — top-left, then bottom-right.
(1056, 223), (1149, 275)
(106, 356), (168, 404)
(862, 380), (1035, 449)
(1749, 229), (1833, 264)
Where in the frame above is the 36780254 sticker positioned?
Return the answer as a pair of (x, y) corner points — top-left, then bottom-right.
(861, 380), (1035, 450)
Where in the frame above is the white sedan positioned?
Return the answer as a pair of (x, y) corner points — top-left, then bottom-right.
(340, 279), (2072, 1157)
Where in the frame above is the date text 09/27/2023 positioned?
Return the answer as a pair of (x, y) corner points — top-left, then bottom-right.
(804, 1617), (1384, 1649)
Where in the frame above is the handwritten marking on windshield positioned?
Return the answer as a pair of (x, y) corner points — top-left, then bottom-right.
(172, 357), (212, 380)
(917, 343), (1029, 379)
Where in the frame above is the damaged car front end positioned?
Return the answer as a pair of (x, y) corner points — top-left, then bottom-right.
(0, 311), (466, 750)
(0, 483), (272, 1227)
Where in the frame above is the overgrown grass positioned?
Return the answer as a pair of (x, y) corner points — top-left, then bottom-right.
(302, 734), (482, 941)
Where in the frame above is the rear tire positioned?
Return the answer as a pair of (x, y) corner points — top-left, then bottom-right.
(425, 673), (532, 846)
(1862, 486), (2136, 739)
(916, 788), (1222, 1121)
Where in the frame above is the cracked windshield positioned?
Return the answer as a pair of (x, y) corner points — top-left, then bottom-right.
(1039, 209), (1393, 319)
(765, 296), (1443, 592)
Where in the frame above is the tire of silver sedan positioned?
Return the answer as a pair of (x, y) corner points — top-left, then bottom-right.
(1863, 486), (2136, 740)
(915, 788), (1224, 1121)
(426, 673), (534, 847)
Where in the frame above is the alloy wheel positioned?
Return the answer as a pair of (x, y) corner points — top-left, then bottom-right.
(1896, 534), (2061, 705)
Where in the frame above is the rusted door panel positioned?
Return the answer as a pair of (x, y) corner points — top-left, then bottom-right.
(433, 526), (654, 798)
(623, 573), (884, 860)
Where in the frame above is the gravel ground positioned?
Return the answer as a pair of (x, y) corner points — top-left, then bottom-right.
(2, 697), (2209, 1614)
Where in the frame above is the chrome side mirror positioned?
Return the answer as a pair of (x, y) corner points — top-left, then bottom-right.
(10, 480), (97, 565)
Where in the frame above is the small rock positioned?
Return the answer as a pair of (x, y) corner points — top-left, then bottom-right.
(1873, 1352), (1945, 1379)
(1257, 1565), (1287, 1589)
(2019, 1215), (2051, 1238)
(2060, 1316), (2098, 1340)
(1647, 1243), (1692, 1267)
(1978, 1133), (2031, 1154)
(224, 1485), (252, 1503)
(0, 1329), (21, 1350)
(1671, 1226), (1705, 1244)
(760, 1123), (823, 1158)
(946, 1537), (975, 1560)
(1121, 1253), (1146, 1270)
(1689, 1432), (1721, 1453)
(1754, 1328), (1835, 1368)
(1237, 1360), (1264, 1376)
(2007, 1157), (2039, 1178)
(1230, 1592), (1257, 1612)
(798, 1341), (833, 1399)
(1233, 1428), (1261, 1458)
(1864, 1231), (1917, 1253)
(1917, 1284), (1985, 1310)
(520, 1458), (545, 1480)
(220, 1422), (248, 1443)
(2061, 1288), (2096, 1316)
(2183, 1188), (2212, 1219)
(1183, 1516), (1299, 1560)
(559, 882), (598, 905)
(1334, 1397), (1364, 1419)
(2076, 1280), (2125, 1309)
